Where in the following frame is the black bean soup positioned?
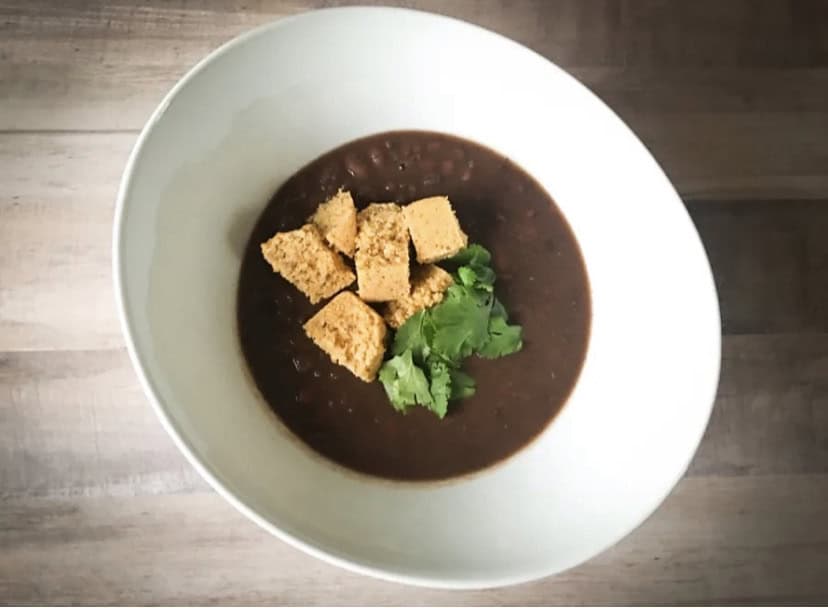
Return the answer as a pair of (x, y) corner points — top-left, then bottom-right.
(237, 131), (590, 481)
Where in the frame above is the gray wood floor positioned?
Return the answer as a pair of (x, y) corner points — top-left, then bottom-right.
(2, 1), (827, 604)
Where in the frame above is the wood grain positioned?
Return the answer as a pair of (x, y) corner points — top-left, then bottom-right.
(1, 335), (826, 501)
(2, 475), (827, 605)
(689, 201), (828, 335)
(0, 348), (204, 500)
(3, 135), (828, 353)
(2, 1), (828, 198)
(2, 0), (828, 604)
(0, 133), (131, 352)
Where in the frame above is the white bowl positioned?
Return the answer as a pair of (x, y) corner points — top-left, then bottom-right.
(113, 7), (720, 589)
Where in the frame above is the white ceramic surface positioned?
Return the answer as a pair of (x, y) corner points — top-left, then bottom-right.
(113, 7), (721, 589)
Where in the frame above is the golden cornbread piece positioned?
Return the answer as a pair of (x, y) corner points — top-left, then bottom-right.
(403, 196), (468, 263)
(384, 265), (454, 329)
(310, 189), (357, 257)
(260, 224), (355, 304)
(355, 203), (410, 302)
(303, 291), (388, 382)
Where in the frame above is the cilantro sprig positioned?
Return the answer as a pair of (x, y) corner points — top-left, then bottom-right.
(378, 244), (523, 418)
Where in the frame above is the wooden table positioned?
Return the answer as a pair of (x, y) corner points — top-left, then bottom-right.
(2, 1), (827, 604)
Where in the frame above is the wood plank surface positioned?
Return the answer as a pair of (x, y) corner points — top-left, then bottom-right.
(3, 475), (828, 605)
(1, 1), (827, 605)
(2, 334), (826, 499)
(3, 0), (828, 199)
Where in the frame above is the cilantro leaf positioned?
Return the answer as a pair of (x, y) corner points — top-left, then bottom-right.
(430, 288), (490, 364)
(456, 266), (478, 288)
(470, 264), (496, 289)
(379, 242), (523, 418)
(478, 315), (523, 359)
(428, 360), (452, 419)
(449, 369), (476, 399)
(391, 310), (432, 363)
(447, 243), (492, 267)
(490, 297), (508, 321)
(446, 280), (494, 311)
(378, 350), (433, 412)
(456, 264), (495, 292)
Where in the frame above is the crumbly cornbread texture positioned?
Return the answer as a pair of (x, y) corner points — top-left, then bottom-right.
(303, 291), (388, 382)
(403, 196), (468, 263)
(260, 224), (355, 304)
(355, 203), (410, 302)
(310, 189), (357, 257)
(384, 264), (453, 328)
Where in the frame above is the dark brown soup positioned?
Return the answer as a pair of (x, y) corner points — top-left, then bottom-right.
(237, 131), (590, 481)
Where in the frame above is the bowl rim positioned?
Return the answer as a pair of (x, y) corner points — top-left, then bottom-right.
(112, 5), (721, 589)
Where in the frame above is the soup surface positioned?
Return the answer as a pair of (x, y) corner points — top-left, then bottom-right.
(237, 131), (590, 481)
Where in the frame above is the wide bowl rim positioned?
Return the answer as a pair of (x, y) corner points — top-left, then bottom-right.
(112, 6), (721, 589)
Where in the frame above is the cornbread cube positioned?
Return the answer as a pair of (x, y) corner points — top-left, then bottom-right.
(303, 291), (388, 382)
(355, 203), (410, 302)
(384, 265), (454, 329)
(260, 224), (355, 304)
(403, 196), (468, 263)
(310, 189), (357, 257)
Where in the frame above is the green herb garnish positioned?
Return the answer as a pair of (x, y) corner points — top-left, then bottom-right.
(377, 349), (432, 412)
(378, 244), (523, 418)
